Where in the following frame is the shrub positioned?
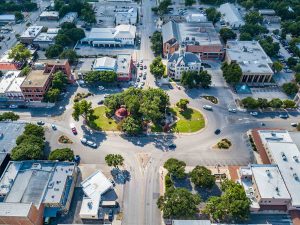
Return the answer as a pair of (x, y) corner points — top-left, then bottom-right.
(217, 139), (232, 149)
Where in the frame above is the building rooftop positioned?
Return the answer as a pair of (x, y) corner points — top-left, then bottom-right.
(0, 15), (15, 21)
(33, 32), (57, 42)
(251, 164), (291, 200)
(6, 77), (26, 93)
(40, 11), (59, 18)
(20, 70), (50, 88)
(93, 57), (116, 71)
(258, 9), (276, 15)
(21, 26), (43, 39)
(0, 161), (76, 207)
(46, 28), (60, 34)
(168, 51), (201, 66)
(83, 25), (136, 41)
(186, 13), (207, 22)
(116, 54), (131, 74)
(0, 202), (32, 217)
(37, 59), (68, 66)
(257, 130), (300, 207)
(162, 21), (221, 46)
(226, 41), (273, 74)
(0, 122), (25, 153)
(59, 12), (78, 24)
(219, 3), (245, 26)
(0, 71), (21, 94)
(115, 8), (137, 24)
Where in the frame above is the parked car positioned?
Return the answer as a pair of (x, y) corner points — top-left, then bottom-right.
(137, 78), (140, 82)
(144, 65), (147, 69)
(250, 111), (258, 116)
(37, 121), (45, 125)
(279, 113), (289, 119)
(80, 138), (87, 144)
(87, 140), (97, 148)
(70, 124), (77, 135)
(168, 143), (177, 149)
(51, 124), (57, 130)
(291, 123), (298, 127)
(228, 108), (237, 113)
(214, 129), (221, 135)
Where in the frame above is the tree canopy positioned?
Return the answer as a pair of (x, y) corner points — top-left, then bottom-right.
(59, 49), (78, 64)
(205, 7), (221, 24)
(219, 28), (236, 43)
(49, 148), (74, 161)
(150, 31), (163, 56)
(84, 71), (117, 84)
(121, 116), (143, 135)
(203, 179), (250, 222)
(8, 43), (31, 62)
(176, 99), (189, 111)
(164, 158), (186, 179)
(11, 124), (45, 161)
(72, 100), (94, 122)
(189, 166), (216, 189)
(157, 188), (201, 219)
(282, 82), (298, 96)
(150, 56), (165, 79)
(181, 70), (212, 88)
(221, 62), (242, 85)
(105, 154), (124, 168)
(0, 112), (19, 121)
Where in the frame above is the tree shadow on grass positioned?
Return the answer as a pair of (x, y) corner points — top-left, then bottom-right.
(173, 176), (193, 191)
(179, 108), (193, 120)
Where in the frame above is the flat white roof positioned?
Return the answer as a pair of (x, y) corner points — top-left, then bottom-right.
(81, 170), (112, 199)
(21, 26), (43, 38)
(0, 71), (21, 94)
(6, 77), (25, 93)
(117, 54), (131, 74)
(93, 57), (116, 71)
(0, 15), (15, 21)
(40, 11), (59, 18)
(226, 41), (273, 74)
(33, 33), (57, 42)
(258, 130), (300, 207)
(79, 196), (100, 218)
(251, 164), (291, 200)
(219, 3), (245, 26)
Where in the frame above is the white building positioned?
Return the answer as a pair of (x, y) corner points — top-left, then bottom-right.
(20, 26), (44, 44)
(219, 3), (245, 29)
(93, 57), (117, 71)
(115, 8), (137, 25)
(0, 71), (25, 101)
(79, 171), (113, 219)
(256, 130), (300, 210)
(225, 41), (273, 83)
(39, 11), (59, 20)
(0, 15), (15, 25)
(185, 13), (207, 22)
(81, 25), (136, 47)
(240, 164), (291, 212)
(33, 29), (60, 49)
(167, 51), (202, 80)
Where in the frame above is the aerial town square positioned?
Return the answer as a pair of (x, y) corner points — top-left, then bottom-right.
(0, 0), (300, 224)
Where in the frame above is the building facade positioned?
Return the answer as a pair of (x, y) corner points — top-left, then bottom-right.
(167, 51), (202, 80)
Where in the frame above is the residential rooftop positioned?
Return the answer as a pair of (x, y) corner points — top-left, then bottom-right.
(226, 41), (273, 74)
(20, 70), (50, 88)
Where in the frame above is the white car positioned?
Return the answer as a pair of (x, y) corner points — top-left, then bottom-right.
(228, 108), (237, 113)
(80, 138), (87, 144)
(203, 105), (212, 110)
(291, 123), (298, 127)
(87, 140), (97, 148)
(98, 86), (105, 90)
(250, 112), (258, 116)
(9, 105), (18, 109)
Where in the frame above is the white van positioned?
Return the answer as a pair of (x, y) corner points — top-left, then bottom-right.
(203, 105), (212, 110)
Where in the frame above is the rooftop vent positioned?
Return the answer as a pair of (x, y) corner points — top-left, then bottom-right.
(293, 173), (299, 181)
(88, 201), (93, 209)
(281, 152), (287, 161)
(266, 169), (271, 177)
(293, 156), (299, 162)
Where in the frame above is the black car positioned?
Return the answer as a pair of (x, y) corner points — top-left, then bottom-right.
(214, 129), (221, 135)
(98, 100), (104, 105)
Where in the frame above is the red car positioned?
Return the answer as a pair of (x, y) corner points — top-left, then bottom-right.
(71, 127), (77, 135)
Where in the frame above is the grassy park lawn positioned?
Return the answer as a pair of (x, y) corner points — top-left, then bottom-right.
(170, 107), (205, 133)
(89, 106), (118, 131)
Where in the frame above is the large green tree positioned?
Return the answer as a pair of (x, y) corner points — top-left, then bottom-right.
(72, 100), (94, 122)
(150, 56), (165, 79)
(221, 62), (242, 85)
(59, 49), (78, 64)
(52, 71), (68, 90)
(189, 166), (215, 189)
(24, 123), (45, 137)
(151, 31), (163, 56)
(121, 116), (143, 135)
(8, 43), (31, 62)
(199, 70), (212, 88)
(44, 88), (60, 103)
(203, 179), (250, 222)
(45, 44), (63, 58)
(84, 71), (117, 84)
(164, 158), (186, 179)
(0, 112), (19, 121)
(272, 61), (283, 73)
(11, 143), (43, 160)
(176, 99), (189, 111)
(282, 82), (298, 96)
(244, 11), (263, 24)
(268, 98), (283, 108)
(105, 154), (124, 168)
(205, 7), (220, 24)
(157, 188), (201, 219)
(49, 148), (74, 161)
(219, 28), (236, 43)
(181, 71), (200, 88)
(241, 97), (258, 109)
